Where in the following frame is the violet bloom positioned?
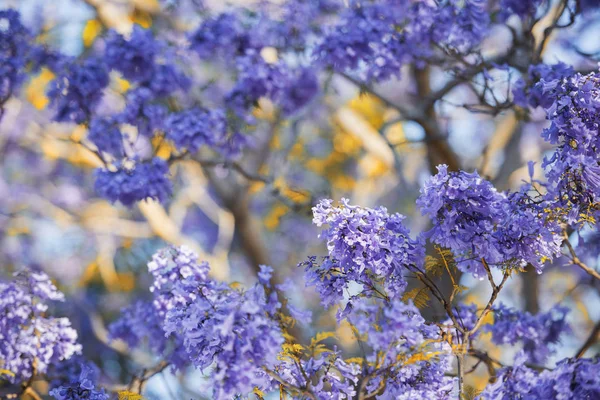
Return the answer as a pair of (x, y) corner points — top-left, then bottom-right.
(94, 157), (172, 206)
(0, 270), (81, 383)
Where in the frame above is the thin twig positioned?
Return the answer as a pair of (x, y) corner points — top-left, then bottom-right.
(576, 320), (600, 358)
(563, 231), (600, 282)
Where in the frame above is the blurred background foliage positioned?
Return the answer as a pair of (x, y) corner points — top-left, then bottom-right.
(1, 0), (600, 397)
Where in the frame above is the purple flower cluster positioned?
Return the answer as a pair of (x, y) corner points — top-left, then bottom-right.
(486, 303), (570, 363)
(497, 0), (543, 21)
(417, 165), (562, 277)
(533, 69), (600, 223)
(104, 26), (158, 83)
(47, 59), (109, 123)
(478, 351), (600, 399)
(119, 87), (167, 137)
(49, 364), (108, 400)
(0, 270), (81, 383)
(225, 54), (287, 117)
(164, 108), (227, 153)
(0, 10), (32, 106)
(87, 117), (124, 157)
(189, 12), (262, 59)
(315, 0), (489, 81)
(104, 25), (188, 95)
(274, 349), (362, 399)
(278, 68), (319, 116)
(269, 0), (340, 50)
(94, 158), (172, 206)
(346, 298), (455, 399)
(302, 199), (424, 313)
(110, 246), (284, 398)
(108, 300), (172, 358)
(190, 11), (319, 119)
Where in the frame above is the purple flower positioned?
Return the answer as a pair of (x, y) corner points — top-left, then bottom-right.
(497, 0), (543, 21)
(47, 59), (109, 123)
(277, 68), (319, 116)
(189, 12), (261, 59)
(417, 166), (562, 277)
(486, 303), (570, 363)
(315, 0), (489, 82)
(104, 25), (158, 83)
(49, 365), (108, 400)
(87, 117), (124, 157)
(94, 157), (172, 206)
(165, 108), (227, 153)
(478, 352), (600, 399)
(0, 270), (81, 383)
(0, 9), (32, 105)
(302, 198), (424, 313)
(111, 246), (284, 397)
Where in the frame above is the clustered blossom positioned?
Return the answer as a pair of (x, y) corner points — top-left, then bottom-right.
(189, 12), (262, 59)
(497, 0), (543, 21)
(315, 0), (489, 81)
(190, 11), (319, 121)
(87, 117), (124, 157)
(110, 246), (284, 398)
(274, 349), (362, 399)
(278, 68), (320, 116)
(107, 300), (172, 359)
(47, 59), (109, 124)
(302, 198), (424, 313)
(0, 270), (81, 383)
(513, 62), (574, 109)
(485, 303), (570, 363)
(225, 53), (287, 118)
(0, 10), (32, 108)
(104, 26), (159, 83)
(119, 87), (168, 137)
(49, 364), (108, 400)
(524, 67), (600, 223)
(164, 107), (227, 153)
(104, 25), (189, 95)
(273, 298), (454, 399)
(269, 0), (340, 50)
(478, 351), (600, 399)
(417, 165), (562, 277)
(346, 298), (455, 399)
(94, 158), (172, 206)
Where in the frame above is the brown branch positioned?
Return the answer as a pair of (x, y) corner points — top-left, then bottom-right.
(128, 361), (170, 394)
(576, 320), (600, 358)
(23, 387), (43, 400)
(468, 270), (510, 337)
(563, 231), (600, 282)
(413, 67), (460, 173)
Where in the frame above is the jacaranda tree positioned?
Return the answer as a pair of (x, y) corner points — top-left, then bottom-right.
(1, 0), (600, 399)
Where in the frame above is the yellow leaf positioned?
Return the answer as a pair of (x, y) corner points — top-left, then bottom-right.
(152, 135), (174, 160)
(0, 368), (15, 377)
(253, 387), (266, 399)
(229, 281), (244, 290)
(462, 384), (481, 400)
(111, 74), (131, 93)
(264, 203), (289, 231)
(402, 287), (430, 309)
(311, 331), (336, 345)
(26, 68), (54, 110)
(82, 19), (102, 47)
(130, 10), (152, 29)
(344, 357), (364, 365)
(451, 343), (467, 355)
(282, 343), (304, 354)
(118, 391), (145, 400)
